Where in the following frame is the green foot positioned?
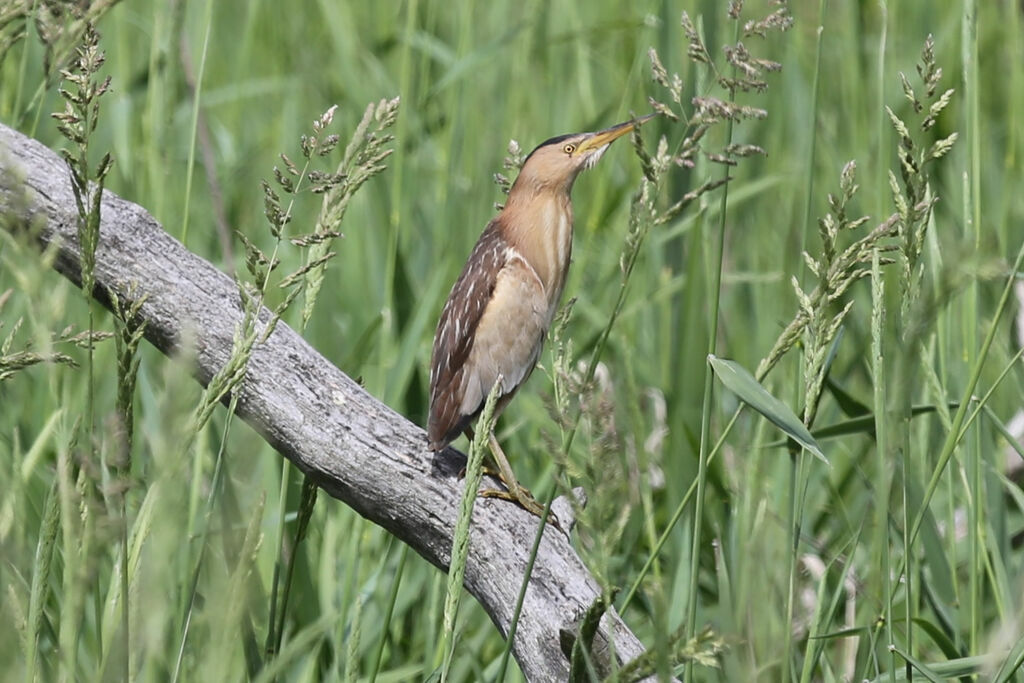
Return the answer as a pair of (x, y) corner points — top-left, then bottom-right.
(480, 485), (562, 530)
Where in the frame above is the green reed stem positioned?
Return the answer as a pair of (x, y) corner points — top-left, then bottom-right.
(683, 17), (739, 683)
(179, 0), (213, 248)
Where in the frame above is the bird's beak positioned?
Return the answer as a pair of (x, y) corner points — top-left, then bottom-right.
(575, 113), (657, 155)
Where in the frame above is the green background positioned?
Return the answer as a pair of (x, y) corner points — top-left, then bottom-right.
(1, 1), (1022, 681)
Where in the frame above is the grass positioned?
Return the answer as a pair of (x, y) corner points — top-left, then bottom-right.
(1, 1), (1024, 681)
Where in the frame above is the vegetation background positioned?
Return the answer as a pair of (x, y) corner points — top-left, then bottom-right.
(1, 0), (1022, 681)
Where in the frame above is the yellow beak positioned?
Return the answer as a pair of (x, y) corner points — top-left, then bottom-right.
(575, 113), (657, 155)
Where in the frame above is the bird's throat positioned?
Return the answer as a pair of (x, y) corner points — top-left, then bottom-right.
(500, 192), (573, 310)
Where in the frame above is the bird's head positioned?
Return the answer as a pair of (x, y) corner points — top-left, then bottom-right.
(511, 113), (656, 195)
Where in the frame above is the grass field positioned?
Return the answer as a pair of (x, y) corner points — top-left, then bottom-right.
(2, 0), (1023, 681)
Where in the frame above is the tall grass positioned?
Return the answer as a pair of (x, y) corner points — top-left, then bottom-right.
(2, 1), (1023, 681)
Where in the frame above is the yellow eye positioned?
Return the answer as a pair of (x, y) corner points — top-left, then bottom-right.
(563, 143), (576, 154)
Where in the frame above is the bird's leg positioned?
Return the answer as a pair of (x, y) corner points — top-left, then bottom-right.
(458, 426), (502, 480)
(479, 433), (546, 518)
(461, 428), (557, 526)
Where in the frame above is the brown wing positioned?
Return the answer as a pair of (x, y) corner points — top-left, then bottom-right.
(428, 220), (509, 450)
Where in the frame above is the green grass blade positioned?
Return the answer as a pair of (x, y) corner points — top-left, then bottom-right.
(708, 355), (827, 464)
(992, 633), (1024, 682)
(178, 0), (214, 248)
(368, 543), (409, 683)
(25, 479), (60, 683)
(440, 381), (499, 681)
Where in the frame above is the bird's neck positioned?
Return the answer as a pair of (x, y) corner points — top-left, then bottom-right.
(500, 188), (574, 307)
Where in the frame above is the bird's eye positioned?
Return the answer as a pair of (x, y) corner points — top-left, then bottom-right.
(562, 143), (576, 155)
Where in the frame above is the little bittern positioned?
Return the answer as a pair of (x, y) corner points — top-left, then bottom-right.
(428, 114), (655, 516)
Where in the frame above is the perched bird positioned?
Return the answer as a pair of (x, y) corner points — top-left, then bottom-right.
(427, 114), (655, 516)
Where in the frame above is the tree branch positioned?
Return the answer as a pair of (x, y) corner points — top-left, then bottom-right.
(0, 121), (655, 682)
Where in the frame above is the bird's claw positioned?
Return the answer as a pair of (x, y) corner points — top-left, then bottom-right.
(480, 486), (563, 531)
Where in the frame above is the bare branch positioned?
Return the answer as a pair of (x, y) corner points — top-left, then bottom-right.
(0, 121), (657, 682)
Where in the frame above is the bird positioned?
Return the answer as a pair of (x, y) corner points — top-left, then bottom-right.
(427, 113), (655, 517)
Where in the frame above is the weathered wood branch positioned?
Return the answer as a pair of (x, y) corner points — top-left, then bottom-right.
(0, 122), (655, 682)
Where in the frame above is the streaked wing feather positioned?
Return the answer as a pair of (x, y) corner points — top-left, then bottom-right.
(428, 220), (508, 449)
